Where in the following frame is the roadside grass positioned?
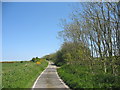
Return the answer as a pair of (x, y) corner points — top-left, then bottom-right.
(2, 60), (48, 88)
(57, 64), (120, 89)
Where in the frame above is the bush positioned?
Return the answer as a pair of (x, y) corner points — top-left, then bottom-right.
(20, 61), (23, 63)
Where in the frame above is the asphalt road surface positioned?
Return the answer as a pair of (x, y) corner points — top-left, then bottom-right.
(32, 61), (70, 89)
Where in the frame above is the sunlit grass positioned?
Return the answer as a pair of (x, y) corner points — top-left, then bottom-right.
(2, 60), (48, 88)
(58, 64), (120, 89)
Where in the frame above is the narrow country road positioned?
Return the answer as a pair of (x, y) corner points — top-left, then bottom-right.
(32, 61), (70, 89)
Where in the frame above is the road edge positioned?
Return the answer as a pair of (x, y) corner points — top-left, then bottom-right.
(56, 68), (70, 89)
(32, 60), (49, 89)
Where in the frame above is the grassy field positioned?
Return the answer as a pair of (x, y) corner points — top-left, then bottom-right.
(58, 64), (120, 89)
(2, 60), (48, 88)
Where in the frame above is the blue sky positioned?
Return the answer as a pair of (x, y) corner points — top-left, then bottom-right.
(2, 2), (75, 61)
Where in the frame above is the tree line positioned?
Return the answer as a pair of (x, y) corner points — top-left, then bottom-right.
(44, 2), (120, 76)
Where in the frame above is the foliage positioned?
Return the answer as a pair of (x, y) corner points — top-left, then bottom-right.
(31, 57), (40, 62)
(42, 53), (56, 61)
(58, 2), (120, 73)
(51, 42), (91, 66)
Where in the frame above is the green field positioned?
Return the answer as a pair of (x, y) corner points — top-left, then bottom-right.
(2, 60), (48, 88)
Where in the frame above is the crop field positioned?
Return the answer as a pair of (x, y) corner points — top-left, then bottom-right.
(2, 60), (48, 88)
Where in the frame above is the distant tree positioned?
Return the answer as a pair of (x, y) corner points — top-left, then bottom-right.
(31, 57), (36, 62)
(35, 57), (40, 61)
(30, 57), (40, 62)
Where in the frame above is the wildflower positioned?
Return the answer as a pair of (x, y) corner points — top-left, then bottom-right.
(36, 61), (41, 65)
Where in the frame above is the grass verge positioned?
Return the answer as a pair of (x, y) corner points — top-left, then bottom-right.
(57, 64), (120, 89)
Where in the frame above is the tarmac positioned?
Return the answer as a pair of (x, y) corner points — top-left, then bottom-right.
(32, 61), (70, 89)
